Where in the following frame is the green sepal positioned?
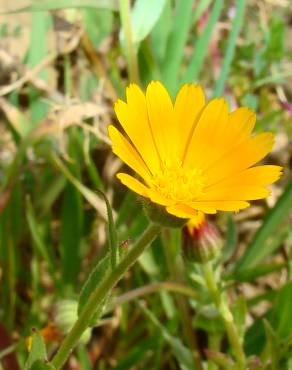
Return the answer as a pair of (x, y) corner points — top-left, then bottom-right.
(143, 199), (187, 228)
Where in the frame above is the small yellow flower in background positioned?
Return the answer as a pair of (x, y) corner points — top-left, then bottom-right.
(108, 81), (282, 220)
(26, 324), (60, 351)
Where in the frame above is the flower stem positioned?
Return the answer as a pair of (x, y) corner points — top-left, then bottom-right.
(201, 261), (246, 370)
(51, 223), (161, 369)
(162, 229), (203, 370)
(119, 0), (140, 84)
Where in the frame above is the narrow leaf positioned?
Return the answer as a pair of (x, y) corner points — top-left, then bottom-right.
(272, 281), (292, 340)
(51, 154), (107, 220)
(162, 0), (194, 94)
(95, 189), (118, 269)
(31, 360), (55, 370)
(213, 0), (246, 96)
(130, 0), (166, 45)
(236, 181), (292, 271)
(25, 331), (47, 370)
(78, 253), (110, 322)
(139, 303), (194, 370)
(183, 0), (223, 83)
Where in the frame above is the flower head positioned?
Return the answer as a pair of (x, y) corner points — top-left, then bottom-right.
(109, 81), (282, 220)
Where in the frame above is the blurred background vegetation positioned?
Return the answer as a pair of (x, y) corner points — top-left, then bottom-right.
(0, 0), (291, 369)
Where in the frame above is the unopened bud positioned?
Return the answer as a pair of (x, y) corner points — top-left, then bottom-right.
(55, 300), (91, 345)
(182, 217), (222, 263)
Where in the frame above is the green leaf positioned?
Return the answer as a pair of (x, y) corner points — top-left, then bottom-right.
(192, 0), (212, 24)
(230, 262), (286, 282)
(51, 154), (107, 219)
(27, 11), (51, 125)
(263, 319), (280, 368)
(31, 360), (55, 370)
(182, 0), (223, 83)
(60, 183), (83, 286)
(236, 181), (292, 271)
(151, 0), (172, 66)
(213, 0), (246, 96)
(78, 253), (110, 323)
(95, 189), (118, 270)
(26, 198), (58, 283)
(82, 8), (113, 47)
(25, 331), (47, 370)
(139, 303), (194, 370)
(272, 281), (292, 340)
(130, 0), (166, 45)
(232, 295), (247, 341)
(264, 14), (286, 63)
(161, 0), (194, 94)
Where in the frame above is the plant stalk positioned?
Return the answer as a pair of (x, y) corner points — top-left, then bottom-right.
(51, 223), (161, 369)
(119, 0), (140, 84)
(202, 261), (246, 370)
(162, 229), (203, 370)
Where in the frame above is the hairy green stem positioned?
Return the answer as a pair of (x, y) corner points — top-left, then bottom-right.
(162, 229), (203, 370)
(202, 261), (246, 370)
(119, 0), (140, 84)
(51, 223), (161, 369)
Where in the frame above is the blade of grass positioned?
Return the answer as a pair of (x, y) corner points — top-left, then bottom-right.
(213, 0), (246, 97)
(151, 0), (172, 66)
(60, 183), (83, 287)
(129, 0), (166, 46)
(192, 0), (212, 24)
(139, 302), (194, 370)
(161, 0), (194, 95)
(119, 0), (140, 84)
(51, 154), (107, 220)
(26, 198), (58, 283)
(27, 11), (51, 125)
(182, 0), (223, 83)
(236, 181), (292, 271)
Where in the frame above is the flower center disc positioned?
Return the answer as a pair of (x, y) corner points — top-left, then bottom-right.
(152, 163), (205, 202)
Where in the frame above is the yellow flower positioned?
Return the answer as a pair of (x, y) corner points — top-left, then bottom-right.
(108, 81), (282, 220)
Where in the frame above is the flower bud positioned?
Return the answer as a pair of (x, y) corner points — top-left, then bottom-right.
(55, 300), (91, 345)
(182, 217), (222, 263)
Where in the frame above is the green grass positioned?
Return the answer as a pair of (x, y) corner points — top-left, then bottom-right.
(0, 1), (291, 369)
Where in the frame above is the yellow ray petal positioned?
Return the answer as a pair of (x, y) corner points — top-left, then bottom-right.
(174, 84), (205, 160)
(205, 132), (275, 186)
(229, 107), (256, 138)
(205, 165), (283, 189)
(116, 173), (149, 197)
(114, 84), (160, 173)
(201, 108), (256, 171)
(166, 204), (205, 219)
(146, 81), (174, 163)
(197, 186), (271, 201)
(183, 98), (228, 169)
(146, 189), (175, 206)
(190, 200), (250, 212)
(108, 125), (151, 183)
